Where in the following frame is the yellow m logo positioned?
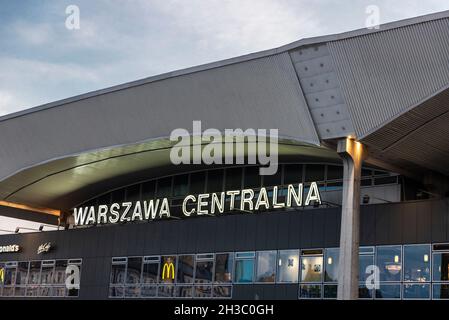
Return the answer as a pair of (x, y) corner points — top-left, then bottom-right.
(161, 262), (175, 280)
(0, 268), (4, 283)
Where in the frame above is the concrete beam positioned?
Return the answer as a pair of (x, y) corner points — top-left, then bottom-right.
(337, 138), (367, 300)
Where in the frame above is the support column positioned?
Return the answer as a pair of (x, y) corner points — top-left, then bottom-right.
(337, 138), (367, 300)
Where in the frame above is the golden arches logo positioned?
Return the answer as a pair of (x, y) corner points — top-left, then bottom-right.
(0, 268), (4, 284)
(161, 262), (175, 280)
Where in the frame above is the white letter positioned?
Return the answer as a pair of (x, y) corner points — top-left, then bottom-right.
(365, 265), (380, 290)
(143, 199), (160, 220)
(365, 5), (380, 30)
(272, 186), (285, 208)
(305, 182), (322, 206)
(202, 128), (222, 165)
(65, 5), (80, 30)
(65, 265), (80, 289)
(97, 205), (108, 224)
(170, 128), (191, 165)
(211, 192), (225, 214)
(121, 202), (132, 222)
(192, 120), (202, 164)
(85, 206), (96, 225)
(182, 195), (196, 216)
(255, 188), (270, 210)
(258, 129), (278, 175)
(74, 207), (88, 226)
(287, 184), (303, 207)
(226, 190), (240, 210)
(131, 201), (143, 221)
(109, 203), (120, 223)
(197, 194), (210, 215)
(159, 198), (171, 218)
(240, 189), (254, 211)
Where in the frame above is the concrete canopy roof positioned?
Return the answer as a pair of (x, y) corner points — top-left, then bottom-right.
(0, 10), (448, 213)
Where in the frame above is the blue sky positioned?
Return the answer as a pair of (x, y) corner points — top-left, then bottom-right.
(0, 0), (448, 117)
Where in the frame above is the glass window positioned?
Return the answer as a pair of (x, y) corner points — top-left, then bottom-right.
(176, 285), (193, 298)
(243, 166), (261, 188)
(225, 168), (242, 190)
(374, 176), (398, 185)
(234, 252), (255, 283)
(276, 250), (299, 283)
(142, 257), (159, 284)
(156, 177), (172, 197)
(195, 254), (214, 284)
(326, 165), (343, 181)
(299, 284), (322, 299)
(126, 185), (141, 202)
(433, 252), (449, 282)
(213, 285), (232, 298)
(214, 253), (233, 283)
(28, 261), (41, 285)
(359, 284), (374, 299)
(284, 164), (303, 184)
(376, 246), (402, 282)
(110, 258), (126, 284)
(40, 261), (55, 285)
(190, 172), (206, 194)
(304, 164), (325, 182)
(141, 285), (157, 298)
(158, 284), (175, 297)
(433, 284), (449, 299)
(54, 260), (68, 285)
(206, 170), (224, 192)
(126, 257), (142, 284)
(301, 256), (323, 282)
(263, 168), (282, 186)
(324, 248), (339, 282)
(403, 283), (430, 299)
(109, 286), (124, 298)
(173, 174), (189, 197)
(0, 262), (4, 286)
(111, 189), (126, 204)
(255, 251), (276, 283)
(160, 256), (176, 283)
(323, 284), (337, 299)
(142, 180), (156, 198)
(403, 245), (430, 282)
(177, 255), (194, 283)
(375, 283), (401, 299)
(4, 263), (17, 286)
(124, 286), (140, 298)
(194, 285), (212, 298)
(16, 262), (29, 286)
(359, 253), (375, 283)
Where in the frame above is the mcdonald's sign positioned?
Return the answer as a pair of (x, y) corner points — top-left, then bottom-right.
(161, 262), (175, 280)
(0, 268), (4, 284)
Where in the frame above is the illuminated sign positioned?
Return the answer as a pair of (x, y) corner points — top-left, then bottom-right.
(0, 268), (4, 283)
(73, 182), (322, 226)
(0, 244), (20, 253)
(161, 262), (175, 280)
(37, 242), (52, 254)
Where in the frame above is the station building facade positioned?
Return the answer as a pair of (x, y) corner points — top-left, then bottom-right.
(0, 12), (449, 300)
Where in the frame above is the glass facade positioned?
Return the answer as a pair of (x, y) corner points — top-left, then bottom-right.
(80, 163), (399, 213)
(107, 243), (449, 299)
(0, 259), (82, 298)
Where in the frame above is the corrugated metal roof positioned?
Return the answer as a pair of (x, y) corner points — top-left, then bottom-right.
(328, 17), (449, 138)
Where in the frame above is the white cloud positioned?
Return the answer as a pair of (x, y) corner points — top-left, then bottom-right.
(13, 21), (53, 45)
